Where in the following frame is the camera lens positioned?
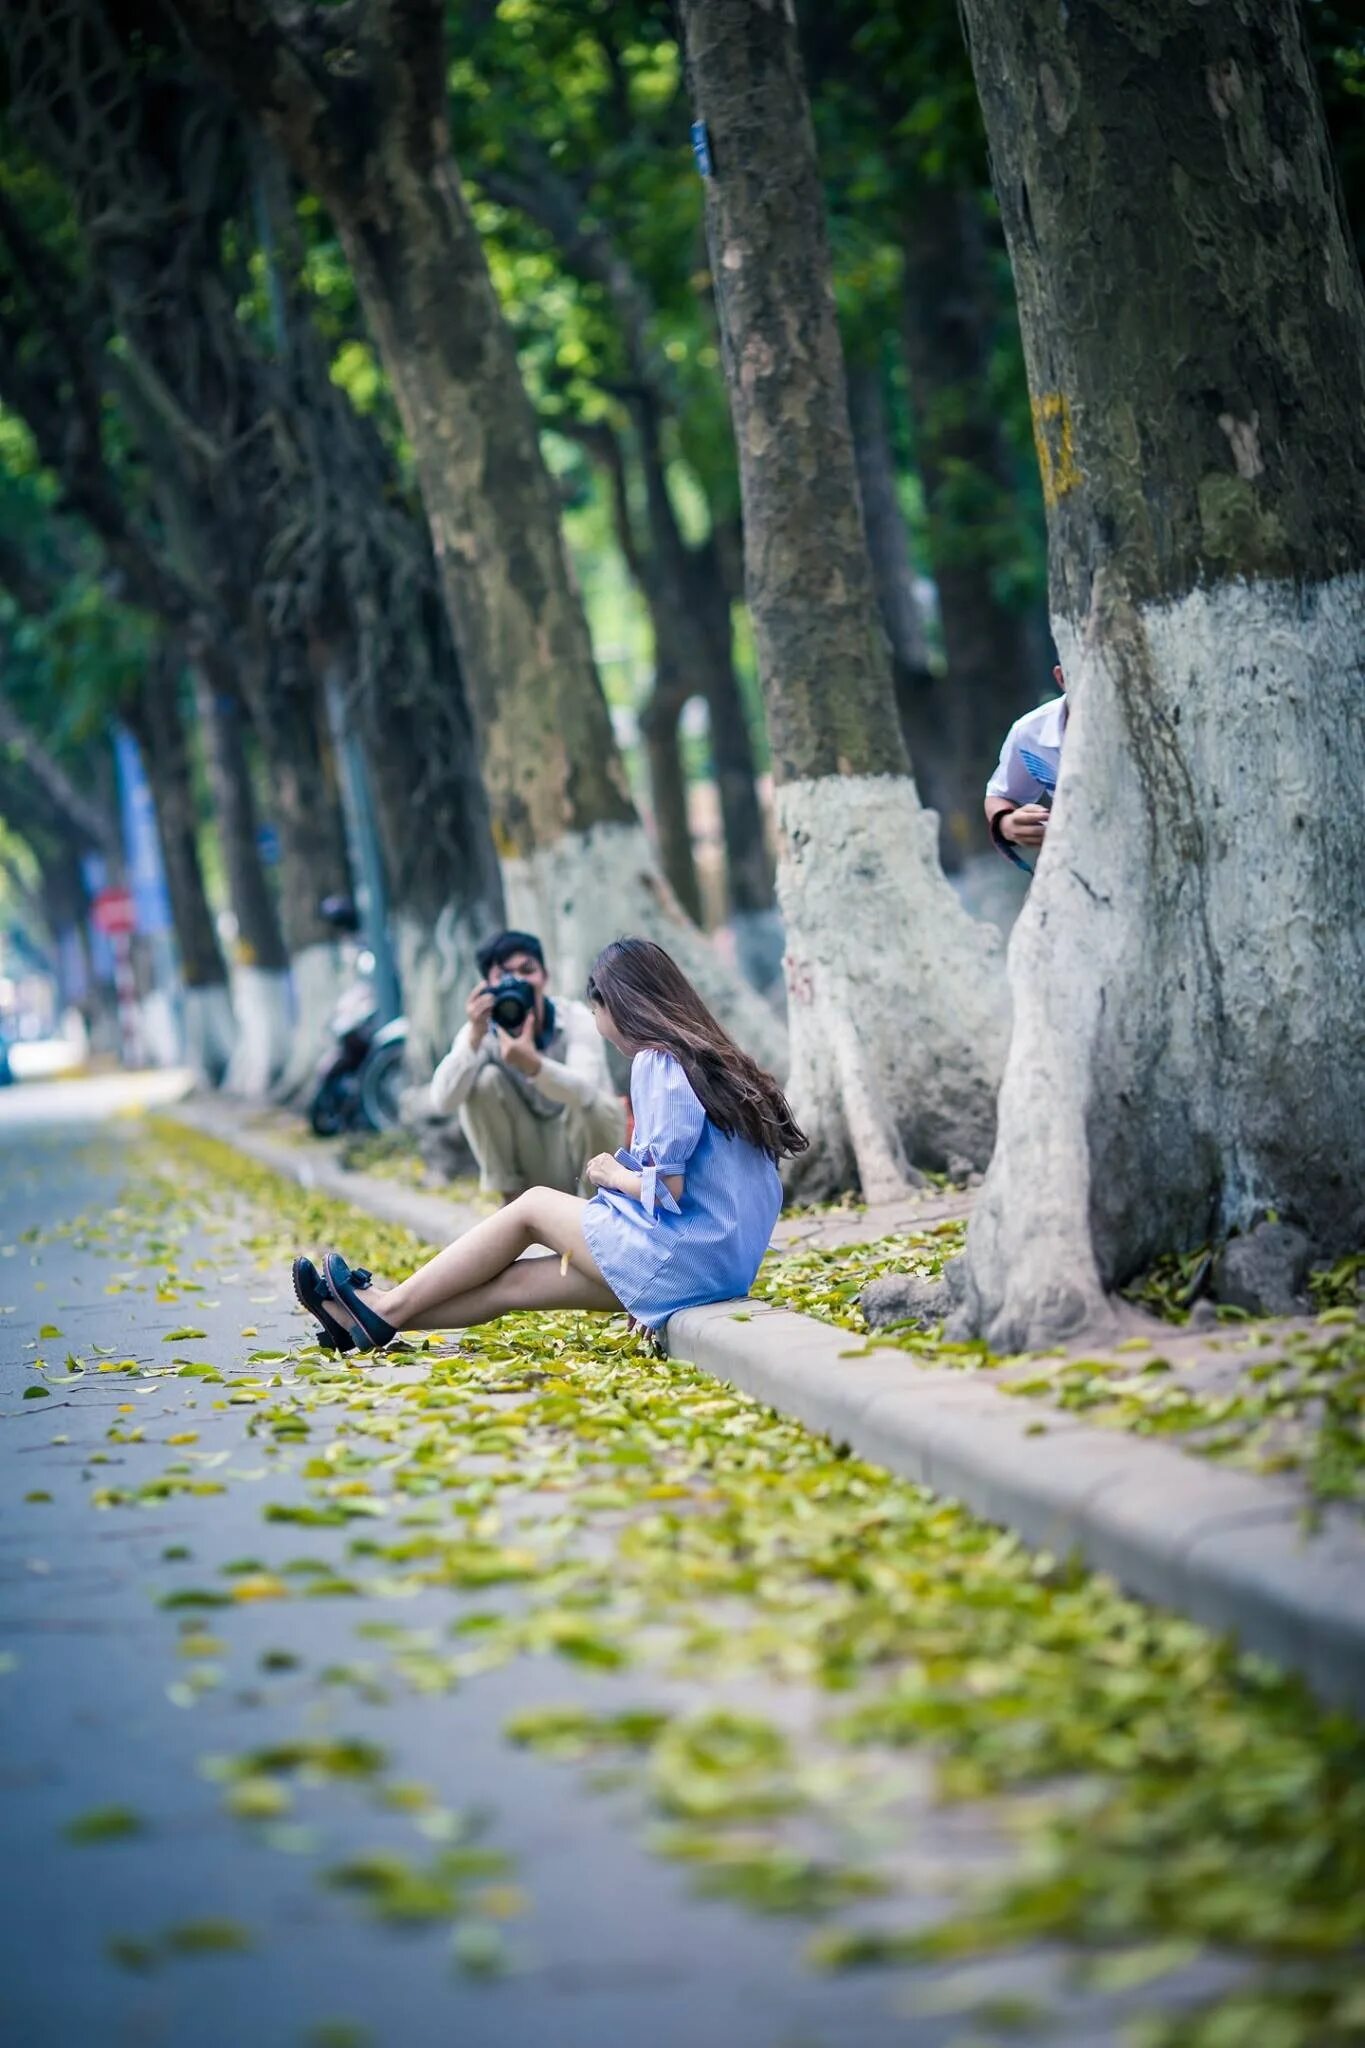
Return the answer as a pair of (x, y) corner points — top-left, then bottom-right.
(490, 980), (533, 1032)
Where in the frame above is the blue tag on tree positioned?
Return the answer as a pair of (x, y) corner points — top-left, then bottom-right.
(690, 120), (714, 177)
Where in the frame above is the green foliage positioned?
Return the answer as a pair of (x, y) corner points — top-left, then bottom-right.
(0, 151), (160, 761)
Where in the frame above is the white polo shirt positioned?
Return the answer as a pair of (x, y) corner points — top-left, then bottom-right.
(986, 695), (1068, 805)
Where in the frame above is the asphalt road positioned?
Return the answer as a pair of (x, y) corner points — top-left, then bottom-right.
(0, 1078), (1233, 2048)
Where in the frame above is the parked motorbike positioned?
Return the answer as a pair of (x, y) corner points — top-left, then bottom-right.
(307, 898), (408, 1138)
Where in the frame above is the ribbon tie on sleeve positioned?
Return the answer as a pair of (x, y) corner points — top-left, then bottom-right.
(640, 1166), (682, 1218)
(614, 1146), (681, 1219)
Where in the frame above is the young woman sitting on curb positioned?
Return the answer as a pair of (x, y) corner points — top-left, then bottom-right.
(292, 937), (807, 1351)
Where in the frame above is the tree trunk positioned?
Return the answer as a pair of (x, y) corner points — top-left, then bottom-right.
(186, 1), (629, 849)
(953, 0), (1365, 1348)
(123, 650), (235, 1085)
(191, 648), (293, 1095)
(40, 841), (120, 1052)
(236, 643), (351, 962)
(250, 147), (506, 1078)
(564, 416), (706, 927)
(5, 0), (507, 1091)
(845, 355), (931, 680)
(320, 620), (504, 1080)
(191, 649), (286, 974)
(680, 0), (1007, 1196)
(236, 639), (353, 1099)
(641, 672), (705, 926)
(630, 411), (776, 928)
(177, 0), (786, 1071)
(467, 136), (778, 963)
(682, 535), (785, 991)
(125, 663), (225, 993)
(687, 540), (774, 898)
(844, 354), (960, 851)
(900, 182), (1039, 865)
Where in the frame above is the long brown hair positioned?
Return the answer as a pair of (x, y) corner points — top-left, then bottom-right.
(586, 938), (807, 1162)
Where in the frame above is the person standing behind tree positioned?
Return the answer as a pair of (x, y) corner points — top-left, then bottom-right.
(430, 930), (624, 1201)
(984, 664), (1067, 867)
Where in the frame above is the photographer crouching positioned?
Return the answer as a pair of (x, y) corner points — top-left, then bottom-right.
(430, 930), (625, 1202)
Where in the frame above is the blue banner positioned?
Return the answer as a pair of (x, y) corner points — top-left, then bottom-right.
(114, 726), (173, 936)
(80, 852), (113, 980)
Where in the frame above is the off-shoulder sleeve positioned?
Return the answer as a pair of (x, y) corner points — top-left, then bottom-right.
(630, 1051), (707, 1217)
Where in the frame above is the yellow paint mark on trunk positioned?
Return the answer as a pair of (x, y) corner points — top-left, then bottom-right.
(1032, 392), (1083, 508)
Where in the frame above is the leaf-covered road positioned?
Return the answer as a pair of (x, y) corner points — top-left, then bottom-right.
(2, 1084), (1362, 2048)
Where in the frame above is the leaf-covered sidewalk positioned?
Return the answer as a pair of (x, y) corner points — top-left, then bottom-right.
(755, 1223), (1365, 1524)
(4, 1097), (1365, 2048)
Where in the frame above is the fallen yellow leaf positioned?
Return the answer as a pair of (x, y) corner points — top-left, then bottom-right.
(230, 1573), (288, 1603)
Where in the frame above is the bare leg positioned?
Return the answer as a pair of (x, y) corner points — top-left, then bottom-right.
(329, 1187), (609, 1331)
(400, 1253), (622, 1330)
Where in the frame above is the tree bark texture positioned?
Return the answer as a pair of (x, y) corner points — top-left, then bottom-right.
(233, 642), (352, 963)
(632, 412), (775, 926)
(473, 141), (778, 941)
(122, 654), (229, 996)
(192, 651), (288, 975)
(577, 410), (774, 946)
(682, 0), (1007, 1192)
(574, 417), (705, 924)
(250, 148), (507, 1058)
(3, 0), (509, 1075)
(3, 3), (356, 1018)
(899, 183), (1039, 864)
(687, 536), (777, 927)
(641, 680), (705, 926)
(845, 357), (931, 684)
(191, 650), (293, 1096)
(844, 356), (958, 851)
(175, 0), (631, 855)
(175, 0), (784, 1068)
(954, 0), (1365, 1348)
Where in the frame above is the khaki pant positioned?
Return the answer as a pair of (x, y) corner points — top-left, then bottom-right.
(458, 1064), (625, 1197)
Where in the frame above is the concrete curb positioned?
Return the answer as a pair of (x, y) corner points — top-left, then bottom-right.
(159, 1100), (1365, 1715)
(162, 1097), (484, 1247)
(665, 1300), (1365, 1716)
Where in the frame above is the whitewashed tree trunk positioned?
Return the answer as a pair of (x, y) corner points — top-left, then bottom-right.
(503, 821), (789, 1076)
(957, 577), (1365, 1346)
(953, 0), (1365, 1345)
(224, 965), (292, 1099)
(395, 905), (484, 1080)
(682, 0), (1006, 1194)
(779, 777), (1007, 1199)
(274, 942), (349, 1104)
(730, 907), (787, 1003)
(180, 983), (237, 1087)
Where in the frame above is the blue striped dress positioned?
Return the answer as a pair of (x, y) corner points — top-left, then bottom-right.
(581, 1049), (782, 1330)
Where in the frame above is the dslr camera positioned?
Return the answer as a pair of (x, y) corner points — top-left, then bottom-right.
(482, 977), (536, 1034)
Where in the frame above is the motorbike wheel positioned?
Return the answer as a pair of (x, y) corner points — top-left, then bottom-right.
(358, 1039), (405, 1132)
(309, 1073), (353, 1139)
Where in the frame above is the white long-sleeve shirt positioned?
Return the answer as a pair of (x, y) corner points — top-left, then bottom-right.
(429, 997), (616, 1120)
(985, 696), (1067, 805)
